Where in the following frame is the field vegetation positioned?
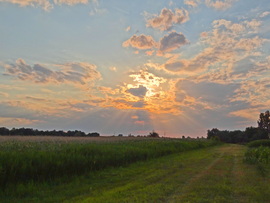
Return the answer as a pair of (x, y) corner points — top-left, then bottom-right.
(0, 137), (218, 199)
(1, 144), (269, 202)
(244, 139), (270, 176)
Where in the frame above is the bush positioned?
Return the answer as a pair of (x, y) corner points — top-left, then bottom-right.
(247, 140), (270, 148)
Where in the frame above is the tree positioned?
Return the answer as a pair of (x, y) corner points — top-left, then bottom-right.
(207, 128), (220, 140)
(148, 131), (159, 138)
(258, 110), (270, 134)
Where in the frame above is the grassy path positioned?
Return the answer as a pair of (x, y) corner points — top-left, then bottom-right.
(4, 144), (269, 202)
(73, 144), (269, 203)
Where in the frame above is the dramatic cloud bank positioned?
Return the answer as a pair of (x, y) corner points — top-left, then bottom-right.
(1, 0), (270, 137)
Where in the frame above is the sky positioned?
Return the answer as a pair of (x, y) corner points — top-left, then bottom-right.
(0, 0), (270, 137)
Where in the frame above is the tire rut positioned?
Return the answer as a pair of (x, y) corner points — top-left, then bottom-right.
(165, 146), (227, 202)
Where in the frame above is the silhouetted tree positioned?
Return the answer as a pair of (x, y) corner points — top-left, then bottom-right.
(207, 128), (220, 140)
(207, 127), (268, 143)
(0, 127), (100, 137)
(258, 110), (270, 134)
(148, 131), (159, 138)
(0, 127), (9, 135)
(88, 132), (100, 137)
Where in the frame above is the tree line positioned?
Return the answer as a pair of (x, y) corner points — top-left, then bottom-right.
(207, 111), (270, 143)
(0, 127), (100, 137)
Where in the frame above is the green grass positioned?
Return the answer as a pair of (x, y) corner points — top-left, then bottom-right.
(1, 145), (270, 203)
(0, 138), (218, 195)
(1, 143), (270, 202)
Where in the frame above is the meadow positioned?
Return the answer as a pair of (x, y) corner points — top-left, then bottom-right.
(0, 137), (269, 202)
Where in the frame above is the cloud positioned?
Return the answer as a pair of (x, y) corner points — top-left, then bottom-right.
(147, 8), (189, 31)
(127, 85), (148, 98)
(0, 92), (9, 97)
(0, 0), (98, 10)
(0, 0), (53, 11)
(178, 80), (239, 107)
(164, 60), (188, 72)
(125, 26), (131, 32)
(132, 101), (146, 108)
(159, 31), (188, 53)
(205, 0), (237, 10)
(89, 7), (107, 16)
(54, 0), (88, 5)
(184, 0), (201, 7)
(25, 96), (47, 102)
(3, 58), (101, 85)
(109, 66), (117, 72)
(0, 117), (41, 126)
(229, 108), (260, 121)
(259, 11), (270, 18)
(145, 50), (155, 56)
(66, 102), (95, 112)
(158, 18), (266, 77)
(122, 34), (157, 50)
(123, 32), (188, 55)
(230, 79), (270, 107)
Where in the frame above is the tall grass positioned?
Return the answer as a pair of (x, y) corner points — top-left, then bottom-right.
(244, 142), (270, 176)
(244, 146), (270, 164)
(0, 139), (218, 189)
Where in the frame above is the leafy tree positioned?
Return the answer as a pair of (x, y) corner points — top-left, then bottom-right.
(258, 110), (270, 134)
(207, 128), (220, 140)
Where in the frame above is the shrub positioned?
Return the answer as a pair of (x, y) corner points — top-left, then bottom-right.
(247, 139), (270, 148)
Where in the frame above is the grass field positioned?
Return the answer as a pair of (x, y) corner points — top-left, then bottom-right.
(0, 137), (269, 202)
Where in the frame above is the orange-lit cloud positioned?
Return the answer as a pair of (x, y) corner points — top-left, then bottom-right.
(123, 32), (188, 56)
(125, 26), (131, 32)
(122, 34), (157, 50)
(154, 18), (266, 79)
(205, 0), (237, 10)
(184, 0), (201, 7)
(145, 50), (155, 56)
(146, 8), (189, 31)
(53, 0), (88, 5)
(134, 120), (145, 125)
(0, 92), (9, 97)
(0, 0), (53, 10)
(229, 108), (260, 121)
(0, 0), (97, 10)
(0, 117), (41, 126)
